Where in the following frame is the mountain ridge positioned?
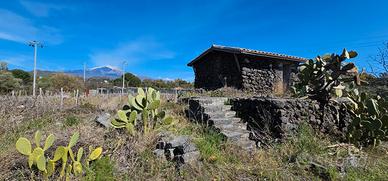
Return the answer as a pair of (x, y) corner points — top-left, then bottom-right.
(30, 66), (151, 80)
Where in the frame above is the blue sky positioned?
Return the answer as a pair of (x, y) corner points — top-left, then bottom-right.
(1, 0), (388, 81)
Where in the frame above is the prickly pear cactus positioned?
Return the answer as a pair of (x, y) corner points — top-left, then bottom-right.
(346, 87), (388, 146)
(15, 131), (103, 180)
(293, 49), (360, 104)
(111, 87), (174, 134)
(15, 131), (55, 170)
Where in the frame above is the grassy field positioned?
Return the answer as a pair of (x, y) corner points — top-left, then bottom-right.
(0, 95), (387, 180)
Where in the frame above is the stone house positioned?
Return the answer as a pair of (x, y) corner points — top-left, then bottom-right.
(187, 45), (307, 95)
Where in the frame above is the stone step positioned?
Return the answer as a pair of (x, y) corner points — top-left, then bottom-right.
(234, 140), (256, 151)
(205, 111), (236, 118)
(214, 122), (247, 130)
(194, 97), (228, 104)
(207, 117), (241, 126)
(203, 105), (232, 112)
(220, 129), (250, 142)
(188, 97), (256, 151)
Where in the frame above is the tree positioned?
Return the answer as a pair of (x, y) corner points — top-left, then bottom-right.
(172, 79), (193, 89)
(86, 77), (112, 90)
(370, 42), (388, 76)
(141, 78), (193, 89)
(141, 79), (169, 88)
(48, 73), (85, 92)
(0, 61), (8, 71)
(11, 69), (32, 85)
(113, 73), (141, 87)
(0, 72), (21, 94)
(37, 76), (53, 91)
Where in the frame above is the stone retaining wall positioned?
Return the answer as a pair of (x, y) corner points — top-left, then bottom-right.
(241, 66), (280, 95)
(231, 97), (351, 143)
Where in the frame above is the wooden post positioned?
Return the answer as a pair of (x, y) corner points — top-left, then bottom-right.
(11, 90), (15, 97)
(174, 89), (178, 103)
(60, 88), (64, 110)
(76, 89), (79, 106)
(39, 88), (42, 97)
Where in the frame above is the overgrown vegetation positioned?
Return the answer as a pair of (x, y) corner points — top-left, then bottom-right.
(346, 85), (388, 147)
(64, 115), (81, 127)
(83, 156), (115, 181)
(111, 87), (173, 135)
(0, 92), (387, 180)
(292, 49), (388, 148)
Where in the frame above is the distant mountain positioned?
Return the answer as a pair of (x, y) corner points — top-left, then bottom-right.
(65, 66), (122, 79)
(28, 66), (150, 80)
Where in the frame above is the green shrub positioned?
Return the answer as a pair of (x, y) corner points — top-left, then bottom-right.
(195, 129), (225, 163)
(294, 123), (323, 154)
(84, 156), (115, 181)
(346, 87), (388, 147)
(64, 115), (80, 127)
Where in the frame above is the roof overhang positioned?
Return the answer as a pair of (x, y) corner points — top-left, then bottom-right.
(187, 45), (308, 66)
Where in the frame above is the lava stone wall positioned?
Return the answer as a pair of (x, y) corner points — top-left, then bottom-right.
(231, 97), (351, 142)
(193, 51), (242, 90)
(240, 60), (282, 95)
(240, 58), (298, 95)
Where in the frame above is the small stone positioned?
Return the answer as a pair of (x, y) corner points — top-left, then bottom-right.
(183, 142), (198, 153)
(153, 149), (165, 158)
(173, 146), (185, 156)
(280, 116), (288, 123)
(165, 148), (174, 161)
(182, 151), (200, 164)
(169, 135), (190, 148)
(342, 155), (366, 172)
(95, 112), (111, 128)
(156, 141), (165, 149)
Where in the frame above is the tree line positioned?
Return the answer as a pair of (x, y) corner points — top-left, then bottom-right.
(88, 73), (192, 90)
(0, 62), (192, 95)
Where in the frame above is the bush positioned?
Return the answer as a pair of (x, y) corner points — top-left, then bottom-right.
(195, 129), (225, 163)
(48, 73), (85, 92)
(84, 156), (115, 181)
(11, 69), (32, 85)
(113, 72), (141, 87)
(0, 71), (21, 94)
(64, 115), (81, 127)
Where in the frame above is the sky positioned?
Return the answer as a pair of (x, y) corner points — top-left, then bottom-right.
(0, 0), (388, 81)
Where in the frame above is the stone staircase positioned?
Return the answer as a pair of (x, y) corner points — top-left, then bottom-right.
(188, 97), (255, 150)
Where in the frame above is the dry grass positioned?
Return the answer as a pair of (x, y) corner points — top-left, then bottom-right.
(0, 95), (388, 180)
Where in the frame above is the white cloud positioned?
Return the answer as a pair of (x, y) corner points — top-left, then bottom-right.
(90, 38), (175, 67)
(158, 77), (174, 81)
(0, 54), (32, 69)
(19, 0), (68, 17)
(0, 9), (63, 45)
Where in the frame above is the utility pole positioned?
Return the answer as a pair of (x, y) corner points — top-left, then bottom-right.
(28, 41), (43, 97)
(122, 61), (127, 96)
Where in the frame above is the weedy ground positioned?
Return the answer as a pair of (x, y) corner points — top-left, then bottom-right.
(0, 96), (387, 180)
